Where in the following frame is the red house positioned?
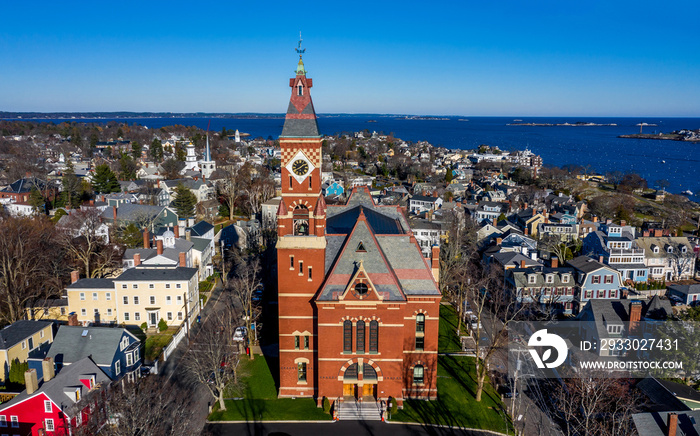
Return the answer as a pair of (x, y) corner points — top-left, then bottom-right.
(0, 357), (109, 436)
(276, 48), (441, 410)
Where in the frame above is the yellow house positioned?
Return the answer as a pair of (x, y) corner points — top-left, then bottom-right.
(65, 266), (200, 330)
(24, 298), (70, 322)
(0, 320), (54, 382)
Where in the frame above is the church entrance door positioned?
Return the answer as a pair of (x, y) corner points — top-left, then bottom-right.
(343, 383), (355, 397)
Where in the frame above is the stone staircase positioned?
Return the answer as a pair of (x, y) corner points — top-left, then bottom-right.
(336, 396), (382, 421)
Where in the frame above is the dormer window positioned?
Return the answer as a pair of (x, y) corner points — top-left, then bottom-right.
(607, 324), (623, 335)
(562, 274), (570, 284)
(546, 274), (554, 284)
(528, 275), (536, 284)
(667, 246), (673, 253)
(681, 246), (688, 253)
(652, 245), (659, 254)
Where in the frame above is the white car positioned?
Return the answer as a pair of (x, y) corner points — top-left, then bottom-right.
(233, 326), (247, 342)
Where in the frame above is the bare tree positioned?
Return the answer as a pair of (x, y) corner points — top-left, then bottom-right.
(76, 377), (203, 436)
(58, 208), (124, 278)
(229, 255), (262, 347)
(218, 166), (240, 221)
(0, 216), (67, 324)
(181, 306), (241, 411)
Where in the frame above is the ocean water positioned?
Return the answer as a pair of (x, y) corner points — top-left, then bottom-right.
(17, 115), (700, 199)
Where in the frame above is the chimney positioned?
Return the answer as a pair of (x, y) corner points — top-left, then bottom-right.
(654, 229), (663, 237)
(520, 260), (526, 269)
(496, 237), (503, 246)
(68, 313), (79, 326)
(599, 255), (604, 263)
(551, 256), (559, 268)
(71, 270), (80, 284)
(89, 199), (94, 206)
(620, 220), (627, 227)
(186, 229), (191, 241)
(134, 253), (141, 267)
(431, 246), (440, 285)
(667, 412), (678, 436)
(42, 357), (55, 382)
(629, 300), (642, 334)
(179, 252), (186, 267)
(524, 228), (529, 236)
(157, 239), (163, 255)
(174, 225), (180, 239)
(25, 369), (39, 395)
(143, 228), (149, 249)
(112, 206), (117, 220)
(592, 215), (598, 223)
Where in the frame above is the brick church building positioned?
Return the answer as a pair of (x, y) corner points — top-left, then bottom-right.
(276, 48), (442, 407)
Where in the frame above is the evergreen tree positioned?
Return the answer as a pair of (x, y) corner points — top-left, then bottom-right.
(62, 160), (81, 209)
(131, 141), (143, 160)
(150, 138), (163, 161)
(28, 186), (46, 214)
(119, 154), (138, 181)
(171, 183), (197, 218)
(175, 144), (186, 161)
(445, 167), (454, 183)
(92, 164), (121, 194)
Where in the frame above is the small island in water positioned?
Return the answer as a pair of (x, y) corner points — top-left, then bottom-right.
(619, 129), (700, 143)
(507, 121), (617, 126)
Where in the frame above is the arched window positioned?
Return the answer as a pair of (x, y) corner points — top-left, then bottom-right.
(293, 205), (309, 236)
(416, 313), (425, 333)
(297, 362), (307, 382)
(356, 320), (365, 353)
(369, 320), (378, 353)
(297, 84), (303, 96)
(413, 365), (424, 384)
(363, 363), (377, 380)
(343, 320), (352, 353)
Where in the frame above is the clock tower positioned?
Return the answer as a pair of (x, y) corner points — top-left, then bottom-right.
(276, 38), (326, 398)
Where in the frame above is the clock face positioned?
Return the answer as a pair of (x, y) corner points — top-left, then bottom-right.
(292, 159), (309, 176)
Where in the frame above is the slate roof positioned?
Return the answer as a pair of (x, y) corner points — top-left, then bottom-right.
(637, 376), (692, 412)
(47, 325), (137, 367)
(509, 267), (575, 288)
(580, 297), (672, 341)
(0, 177), (48, 194)
(633, 410), (700, 436)
(568, 256), (608, 273)
(318, 188), (440, 301)
(0, 356), (110, 417)
(490, 252), (543, 269)
(190, 236), (211, 253)
(0, 320), (53, 350)
(100, 203), (165, 222)
(280, 99), (320, 137)
(116, 266), (198, 281)
(189, 221), (214, 237)
(668, 284), (700, 296)
(67, 278), (115, 289)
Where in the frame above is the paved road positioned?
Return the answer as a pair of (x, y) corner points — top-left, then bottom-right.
(204, 421), (507, 436)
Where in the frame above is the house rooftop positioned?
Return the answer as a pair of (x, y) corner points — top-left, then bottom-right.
(0, 320), (53, 350)
(116, 266), (197, 281)
(47, 325), (138, 368)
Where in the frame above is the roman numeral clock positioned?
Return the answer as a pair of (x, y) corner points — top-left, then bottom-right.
(286, 150), (315, 184)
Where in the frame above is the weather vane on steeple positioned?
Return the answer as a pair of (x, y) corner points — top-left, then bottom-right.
(296, 31), (305, 58)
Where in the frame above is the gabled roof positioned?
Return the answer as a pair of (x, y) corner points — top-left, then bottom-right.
(189, 220), (214, 237)
(100, 203), (167, 221)
(0, 321), (53, 350)
(0, 356), (110, 415)
(67, 278), (115, 289)
(47, 325), (138, 368)
(567, 255), (610, 274)
(115, 266), (197, 281)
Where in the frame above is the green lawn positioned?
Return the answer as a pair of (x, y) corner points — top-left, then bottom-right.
(144, 331), (174, 361)
(439, 303), (468, 353)
(208, 355), (332, 421)
(390, 355), (511, 433)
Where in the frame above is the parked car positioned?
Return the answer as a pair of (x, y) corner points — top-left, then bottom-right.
(233, 326), (247, 342)
(470, 315), (482, 331)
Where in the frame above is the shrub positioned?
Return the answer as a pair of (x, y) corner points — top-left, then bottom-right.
(322, 397), (331, 413)
(140, 322), (148, 331)
(389, 397), (398, 414)
(158, 318), (168, 332)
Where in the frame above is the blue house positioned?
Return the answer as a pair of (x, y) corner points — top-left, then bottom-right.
(582, 223), (648, 283)
(322, 181), (344, 197)
(29, 325), (141, 382)
(568, 256), (625, 311)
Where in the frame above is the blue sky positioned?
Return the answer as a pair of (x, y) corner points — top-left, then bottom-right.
(2, 0), (699, 116)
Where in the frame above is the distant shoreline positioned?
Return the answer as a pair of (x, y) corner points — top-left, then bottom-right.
(618, 133), (700, 143)
(507, 122), (617, 126)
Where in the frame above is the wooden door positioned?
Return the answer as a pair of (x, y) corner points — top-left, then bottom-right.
(343, 384), (354, 397)
(361, 384), (373, 397)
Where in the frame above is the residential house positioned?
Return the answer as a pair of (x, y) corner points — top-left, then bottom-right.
(568, 256), (625, 310)
(322, 180), (344, 197)
(636, 236), (696, 281)
(261, 197), (282, 230)
(472, 201), (509, 225)
(161, 178), (214, 203)
(537, 221), (578, 242)
(633, 410), (700, 436)
(0, 356), (110, 436)
(667, 284), (700, 306)
(409, 195), (443, 214)
(37, 326), (140, 382)
(0, 177), (56, 204)
(24, 299), (70, 322)
(0, 321), (55, 383)
(506, 262), (576, 314)
(411, 220), (444, 257)
(65, 265), (200, 330)
(577, 297), (672, 356)
(511, 207), (545, 237)
(487, 252), (543, 271)
(583, 224), (648, 283)
(220, 219), (262, 250)
(637, 376), (700, 411)
(100, 204), (179, 231)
